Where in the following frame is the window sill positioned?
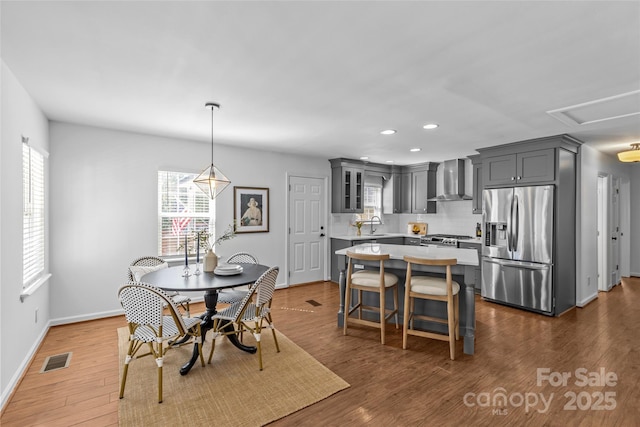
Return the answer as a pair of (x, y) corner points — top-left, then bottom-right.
(21, 273), (52, 302)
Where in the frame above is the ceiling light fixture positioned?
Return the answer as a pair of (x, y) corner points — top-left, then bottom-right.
(410, 148), (421, 152)
(617, 143), (640, 162)
(360, 156), (369, 160)
(193, 103), (231, 199)
(381, 129), (397, 135)
(386, 160), (394, 163)
(423, 123), (439, 130)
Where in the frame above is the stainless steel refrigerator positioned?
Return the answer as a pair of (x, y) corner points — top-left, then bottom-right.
(481, 185), (555, 314)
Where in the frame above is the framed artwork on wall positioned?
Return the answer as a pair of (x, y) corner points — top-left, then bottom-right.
(234, 186), (269, 233)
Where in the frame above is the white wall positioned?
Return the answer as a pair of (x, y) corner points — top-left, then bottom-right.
(577, 144), (633, 306)
(631, 165), (640, 276)
(48, 122), (330, 322)
(1, 61), (51, 405)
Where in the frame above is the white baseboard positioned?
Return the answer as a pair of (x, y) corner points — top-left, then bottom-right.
(1, 320), (51, 411)
(576, 292), (598, 307)
(1, 294), (207, 411)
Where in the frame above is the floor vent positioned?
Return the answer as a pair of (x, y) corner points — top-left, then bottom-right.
(40, 352), (72, 373)
(306, 299), (322, 307)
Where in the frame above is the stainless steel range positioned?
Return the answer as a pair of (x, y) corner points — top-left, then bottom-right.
(420, 234), (474, 247)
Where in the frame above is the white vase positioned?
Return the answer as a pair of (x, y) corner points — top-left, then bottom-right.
(203, 249), (218, 272)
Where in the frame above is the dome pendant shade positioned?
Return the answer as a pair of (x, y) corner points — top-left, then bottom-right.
(194, 102), (230, 199)
(617, 143), (640, 162)
(193, 165), (231, 199)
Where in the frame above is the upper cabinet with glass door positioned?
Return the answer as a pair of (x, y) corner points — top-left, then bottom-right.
(330, 159), (364, 213)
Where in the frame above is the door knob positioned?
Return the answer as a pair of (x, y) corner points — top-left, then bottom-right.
(320, 233), (325, 237)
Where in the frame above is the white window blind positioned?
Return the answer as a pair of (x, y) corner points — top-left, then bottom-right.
(23, 143), (45, 287)
(158, 171), (215, 256)
(362, 185), (382, 221)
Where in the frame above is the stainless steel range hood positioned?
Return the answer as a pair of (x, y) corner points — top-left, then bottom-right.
(429, 159), (472, 201)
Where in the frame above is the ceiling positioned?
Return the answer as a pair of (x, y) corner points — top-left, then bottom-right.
(2, 1), (639, 164)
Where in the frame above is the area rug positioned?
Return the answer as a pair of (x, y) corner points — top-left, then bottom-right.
(117, 327), (349, 426)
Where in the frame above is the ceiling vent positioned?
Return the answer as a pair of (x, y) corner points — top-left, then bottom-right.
(546, 90), (640, 126)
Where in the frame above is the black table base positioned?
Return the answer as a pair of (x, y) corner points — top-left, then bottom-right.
(180, 289), (256, 375)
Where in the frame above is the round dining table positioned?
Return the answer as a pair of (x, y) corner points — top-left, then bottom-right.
(142, 263), (269, 375)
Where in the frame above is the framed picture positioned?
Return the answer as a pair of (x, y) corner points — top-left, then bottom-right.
(234, 186), (269, 233)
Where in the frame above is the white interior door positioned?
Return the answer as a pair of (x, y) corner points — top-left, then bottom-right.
(288, 176), (326, 285)
(610, 177), (621, 286)
(597, 175), (608, 291)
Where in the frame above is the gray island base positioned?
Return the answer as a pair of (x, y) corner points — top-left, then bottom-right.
(335, 243), (479, 355)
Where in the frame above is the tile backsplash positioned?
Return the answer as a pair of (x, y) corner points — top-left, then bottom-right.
(330, 201), (481, 237)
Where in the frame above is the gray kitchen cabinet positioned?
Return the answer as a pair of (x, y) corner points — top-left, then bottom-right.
(483, 148), (555, 187)
(330, 159), (364, 213)
(382, 170), (412, 214)
(459, 241), (481, 293)
(407, 163), (438, 214)
(468, 155), (483, 214)
(330, 158), (437, 215)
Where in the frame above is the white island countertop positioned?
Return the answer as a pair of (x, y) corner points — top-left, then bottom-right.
(331, 233), (416, 241)
(335, 243), (479, 266)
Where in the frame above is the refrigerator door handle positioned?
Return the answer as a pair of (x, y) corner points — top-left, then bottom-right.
(508, 195), (517, 252)
(513, 195), (519, 252)
(483, 257), (550, 270)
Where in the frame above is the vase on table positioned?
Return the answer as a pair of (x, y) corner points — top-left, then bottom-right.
(357, 228), (361, 236)
(203, 249), (218, 272)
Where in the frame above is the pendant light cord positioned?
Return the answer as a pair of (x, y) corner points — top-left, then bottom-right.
(210, 106), (214, 165)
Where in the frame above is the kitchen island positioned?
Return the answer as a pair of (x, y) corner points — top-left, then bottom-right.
(334, 243), (479, 355)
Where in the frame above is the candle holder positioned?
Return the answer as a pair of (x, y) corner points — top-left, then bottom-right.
(182, 265), (191, 278)
(194, 262), (201, 275)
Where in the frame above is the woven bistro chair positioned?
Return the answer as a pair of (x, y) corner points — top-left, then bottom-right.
(216, 252), (259, 305)
(208, 266), (280, 371)
(128, 256), (191, 317)
(118, 282), (204, 403)
(402, 256), (460, 360)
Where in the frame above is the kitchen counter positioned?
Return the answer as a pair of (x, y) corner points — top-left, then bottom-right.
(334, 243), (478, 355)
(334, 243), (479, 265)
(331, 233), (420, 241)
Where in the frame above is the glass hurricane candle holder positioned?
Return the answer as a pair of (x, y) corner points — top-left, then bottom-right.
(182, 265), (191, 277)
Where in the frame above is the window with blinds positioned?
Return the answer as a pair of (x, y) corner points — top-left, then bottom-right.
(158, 171), (215, 256)
(23, 143), (45, 287)
(362, 174), (382, 221)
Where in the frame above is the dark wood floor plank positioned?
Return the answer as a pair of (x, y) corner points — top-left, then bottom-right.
(1, 278), (638, 426)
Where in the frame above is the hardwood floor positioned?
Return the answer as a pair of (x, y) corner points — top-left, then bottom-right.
(2, 277), (639, 426)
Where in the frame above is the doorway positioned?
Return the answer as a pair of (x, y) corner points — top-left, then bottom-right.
(287, 175), (328, 285)
(597, 174), (622, 292)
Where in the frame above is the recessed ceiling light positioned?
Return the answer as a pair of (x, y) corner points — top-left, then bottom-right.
(410, 148), (421, 152)
(360, 156), (369, 160)
(385, 160), (394, 163)
(381, 129), (397, 135)
(423, 123), (439, 130)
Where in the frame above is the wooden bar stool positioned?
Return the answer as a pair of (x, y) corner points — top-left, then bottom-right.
(402, 256), (460, 360)
(343, 251), (399, 344)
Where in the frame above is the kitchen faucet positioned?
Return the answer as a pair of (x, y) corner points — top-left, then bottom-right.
(370, 216), (381, 234)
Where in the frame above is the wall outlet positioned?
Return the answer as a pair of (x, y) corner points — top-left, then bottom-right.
(35, 307), (38, 323)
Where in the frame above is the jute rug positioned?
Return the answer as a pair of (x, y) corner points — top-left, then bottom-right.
(117, 327), (349, 426)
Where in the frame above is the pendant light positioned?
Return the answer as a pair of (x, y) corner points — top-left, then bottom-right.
(617, 143), (640, 163)
(193, 103), (231, 198)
